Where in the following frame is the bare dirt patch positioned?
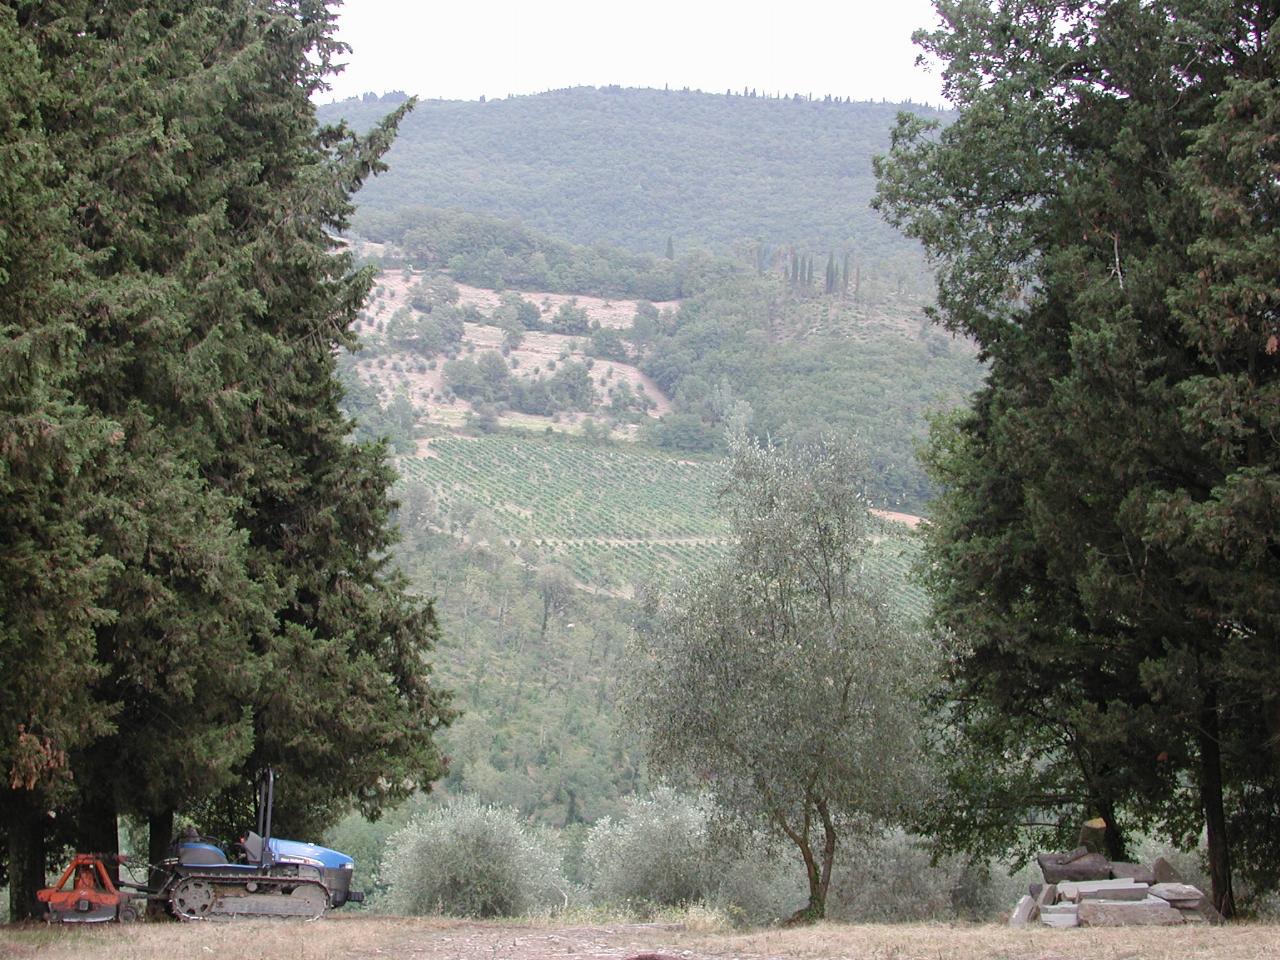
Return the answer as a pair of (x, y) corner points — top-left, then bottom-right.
(362, 270), (677, 332)
(453, 282), (679, 331)
(3, 916), (1275, 960)
(351, 269), (674, 438)
(870, 509), (923, 529)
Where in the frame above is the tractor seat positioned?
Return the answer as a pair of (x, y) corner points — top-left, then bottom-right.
(178, 842), (228, 866)
(240, 831), (264, 864)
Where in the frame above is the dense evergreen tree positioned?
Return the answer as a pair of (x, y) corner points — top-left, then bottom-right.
(0, 8), (116, 919)
(875, 0), (1280, 915)
(1, 0), (451, 917)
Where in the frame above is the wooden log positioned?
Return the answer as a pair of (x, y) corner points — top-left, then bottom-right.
(1110, 861), (1156, 884)
(1077, 817), (1108, 854)
(1077, 898), (1184, 927)
(1037, 850), (1111, 883)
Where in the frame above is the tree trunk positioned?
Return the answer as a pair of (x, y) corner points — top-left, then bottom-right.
(6, 790), (47, 922)
(792, 847), (825, 923)
(147, 809), (174, 878)
(778, 804), (826, 924)
(75, 774), (120, 884)
(1200, 688), (1235, 918)
(816, 798), (838, 914)
(1096, 803), (1128, 863)
(147, 808), (175, 918)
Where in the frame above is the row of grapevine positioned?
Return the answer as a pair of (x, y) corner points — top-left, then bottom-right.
(395, 433), (928, 608)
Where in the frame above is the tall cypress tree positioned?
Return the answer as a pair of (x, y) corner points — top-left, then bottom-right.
(875, 0), (1280, 915)
(0, 7), (117, 919)
(2, 0), (452, 916)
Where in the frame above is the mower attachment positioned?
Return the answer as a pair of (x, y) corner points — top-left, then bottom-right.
(37, 853), (140, 922)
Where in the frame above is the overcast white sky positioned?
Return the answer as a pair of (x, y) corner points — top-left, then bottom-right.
(320, 0), (947, 106)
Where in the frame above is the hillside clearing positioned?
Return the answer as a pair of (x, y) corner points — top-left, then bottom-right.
(2, 916), (1273, 960)
(353, 269), (674, 435)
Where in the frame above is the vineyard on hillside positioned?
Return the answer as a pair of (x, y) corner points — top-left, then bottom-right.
(399, 434), (726, 592)
(397, 433), (927, 610)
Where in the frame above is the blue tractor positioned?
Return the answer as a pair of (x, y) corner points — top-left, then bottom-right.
(157, 770), (365, 921)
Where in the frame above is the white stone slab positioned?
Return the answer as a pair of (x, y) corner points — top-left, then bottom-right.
(1059, 879), (1149, 902)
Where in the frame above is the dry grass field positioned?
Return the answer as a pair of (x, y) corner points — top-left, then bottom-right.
(2, 916), (1276, 960)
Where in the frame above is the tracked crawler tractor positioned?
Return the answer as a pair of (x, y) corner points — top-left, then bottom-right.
(157, 769), (364, 921)
(40, 769), (364, 922)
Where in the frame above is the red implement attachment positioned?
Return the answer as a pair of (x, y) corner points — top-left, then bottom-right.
(37, 853), (139, 923)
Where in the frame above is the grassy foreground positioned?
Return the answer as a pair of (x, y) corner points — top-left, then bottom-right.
(1, 915), (1275, 960)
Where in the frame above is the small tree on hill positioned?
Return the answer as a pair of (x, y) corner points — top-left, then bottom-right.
(624, 436), (932, 921)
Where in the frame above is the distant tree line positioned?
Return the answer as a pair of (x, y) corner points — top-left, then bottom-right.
(316, 85), (942, 289)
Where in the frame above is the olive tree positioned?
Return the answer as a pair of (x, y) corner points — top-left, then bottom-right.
(624, 436), (932, 921)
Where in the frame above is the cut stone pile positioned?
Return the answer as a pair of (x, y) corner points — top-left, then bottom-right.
(1008, 847), (1222, 928)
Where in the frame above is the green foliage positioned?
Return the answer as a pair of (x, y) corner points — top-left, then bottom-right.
(397, 432), (927, 599)
(828, 830), (1028, 923)
(391, 486), (646, 828)
(381, 797), (565, 917)
(874, 0), (1280, 916)
(336, 354), (419, 453)
(408, 274), (460, 311)
(588, 327), (630, 363)
(583, 789), (717, 908)
(639, 273), (982, 510)
(0, 0), (452, 916)
(317, 87), (941, 288)
(380, 434), (930, 860)
(582, 788), (801, 923)
(399, 433), (727, 592)
(547, 361), (596, 411)
(550, 299), (591, 335)
(625, 437), (934, 920)
(0, 6), (118, 911)
(354, 206), (704, 301)
(440, 352), (597, 417)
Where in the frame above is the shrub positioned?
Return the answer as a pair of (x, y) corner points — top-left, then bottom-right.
(382, 797), (564, 918)
(584, 788), (715, 908)
(582, 788), (800, 922)
(828, 829), (1033, 922)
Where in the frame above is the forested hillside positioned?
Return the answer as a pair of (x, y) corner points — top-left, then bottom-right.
(317, 84), (976, 919)
(341, 226), (981, 511)
(316, 86), (945, 294)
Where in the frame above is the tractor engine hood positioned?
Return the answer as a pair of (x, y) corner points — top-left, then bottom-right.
(268, 837), (354, 870)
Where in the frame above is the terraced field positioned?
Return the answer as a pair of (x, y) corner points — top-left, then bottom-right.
(397, 432), (927, 610)
(399, 434), (727, 591)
